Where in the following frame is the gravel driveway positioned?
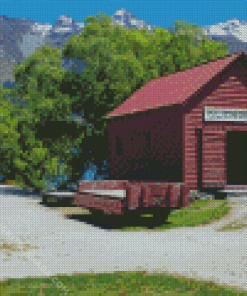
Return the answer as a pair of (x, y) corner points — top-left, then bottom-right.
(0, 185), (247, 292)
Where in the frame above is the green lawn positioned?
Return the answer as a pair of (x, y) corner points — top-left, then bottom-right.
(0, 270), (246, 295)
(118, 199), (231, 231)
(1, 199), (247, 295)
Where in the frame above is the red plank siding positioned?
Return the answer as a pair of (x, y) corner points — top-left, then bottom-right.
(106, 52), (247, 191)
(185, 62), (247, 189)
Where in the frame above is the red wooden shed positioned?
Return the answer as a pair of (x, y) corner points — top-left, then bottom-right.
(104, 51), (247, 194)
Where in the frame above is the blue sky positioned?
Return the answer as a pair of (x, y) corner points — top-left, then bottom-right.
(1, 0), (247, 28)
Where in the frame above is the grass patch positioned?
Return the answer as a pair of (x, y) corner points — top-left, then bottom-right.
(120, 200), (232, 231)
(164, 201), (230, 227)
(0, 271), (247, 295)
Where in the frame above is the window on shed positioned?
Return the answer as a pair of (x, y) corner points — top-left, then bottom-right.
(116, 136), (123, 156)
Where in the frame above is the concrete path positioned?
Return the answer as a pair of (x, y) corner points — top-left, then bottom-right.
(0, 186), (246, 293)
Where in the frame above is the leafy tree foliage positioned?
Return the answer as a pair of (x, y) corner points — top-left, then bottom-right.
(0, 12), (229, 192)
(60, 12), (229, 176)
(169, 20), (229, 65)
(0, 46), (78, 192)
(0, 84), (71, 192)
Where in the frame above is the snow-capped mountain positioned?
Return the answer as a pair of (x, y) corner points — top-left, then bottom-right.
(200, 18), (247, 54)
(0, 9), (161, 85)
(110, 8), (158, 32)
(0, 15), (38, 84)
(20, 14), (84, 58)
(2, 10), (247, 86)
(42, 14), (85, 49)
(0, 15), (36, 64)
(201, 18), (247, 42)
(167, 18), (247, 54)
(20, 9), (158, 59)
(23, 9), (158, 56)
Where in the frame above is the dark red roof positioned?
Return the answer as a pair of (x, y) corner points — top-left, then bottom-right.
(105, 52), (245, 118)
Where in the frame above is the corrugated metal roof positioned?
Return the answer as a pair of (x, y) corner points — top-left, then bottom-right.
(105, 52), (245, 118)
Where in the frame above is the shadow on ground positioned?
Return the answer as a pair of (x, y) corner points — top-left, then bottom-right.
(66, 207), (174, 230)
(37, 195), (176, 230)
(0, 185), (178, 230)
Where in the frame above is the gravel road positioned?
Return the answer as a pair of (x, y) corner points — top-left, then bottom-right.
(0, 185), (247, 292)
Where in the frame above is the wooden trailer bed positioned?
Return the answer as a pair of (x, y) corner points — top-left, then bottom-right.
(74, 181), (191, 215)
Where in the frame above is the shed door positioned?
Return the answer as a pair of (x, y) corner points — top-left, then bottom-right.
(227, 131), (247, 185)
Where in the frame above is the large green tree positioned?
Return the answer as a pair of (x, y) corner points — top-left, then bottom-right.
(167, 20), (229, 66)
(0, 83), (71, 193)
(59, 13), (229, 177)
(62, 14), (229, 121)
(0, 12), (229, 191)
(0, 46), (80, 192)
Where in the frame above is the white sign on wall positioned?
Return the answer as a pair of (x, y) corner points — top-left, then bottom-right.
(205, 107), (247, 121)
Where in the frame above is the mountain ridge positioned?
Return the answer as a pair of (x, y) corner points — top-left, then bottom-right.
(1, 8), (246, 87)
